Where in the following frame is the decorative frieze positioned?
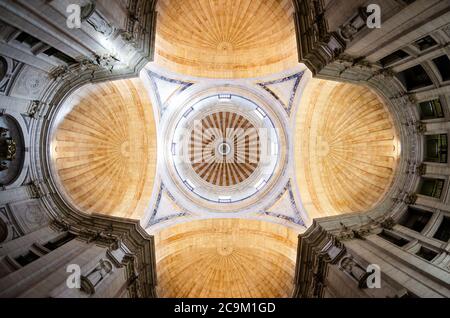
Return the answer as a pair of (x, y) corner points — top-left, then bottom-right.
(48, 55), (119, 81)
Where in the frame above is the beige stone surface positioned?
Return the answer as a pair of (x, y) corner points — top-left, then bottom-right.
(154, 0), (298, 78)
(295, 79), (401, 219)
(154, 218), (298, 298)
(52, 78), (157, 219)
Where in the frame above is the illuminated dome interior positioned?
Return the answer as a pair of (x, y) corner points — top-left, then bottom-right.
(295, 78), (401, 219)
(154, 218), (298, 298)
(154, 0), (298, 78)
(168, 92), (281, 208)
(189, 111), (260, 187)
(45, 0), (402, 299)
(51, 78), (157, 219)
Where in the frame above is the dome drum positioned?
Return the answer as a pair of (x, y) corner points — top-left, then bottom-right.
(165, 89), (287, 211)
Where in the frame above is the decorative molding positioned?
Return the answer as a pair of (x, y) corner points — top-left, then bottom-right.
(337, 7), (368, 42)
(0, 206), (23, 242)
(293, 0), (346, 75)
(292, 223), (346, 298)
(0, 57), (23, 96)
(146, 183), (189, 228)
(146, 70), (193, 115)
(339, 254), (370, 289)
(261, 181), (305, 226)
(257, 71), (304, 116)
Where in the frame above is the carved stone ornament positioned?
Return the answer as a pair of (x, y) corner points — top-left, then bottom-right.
(380, 217), (395, 230)
(338, 7), (369, 42)
(416, 163), (427, 176)
(415, 122), (427, 134)
(405, 193), (418, 205)
(27, 100), (44, 118)
(86, 11), (115, 38)
(339, 255), (370, 288)
(80, 259), (114, 294)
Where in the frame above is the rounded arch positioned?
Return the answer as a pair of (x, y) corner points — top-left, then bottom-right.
(294, 79), (401, 219)
(154, 218), (298, 298)
(0, 114), (25, 187)
(49, 77), (158, 220)
(154, 0), (298, 78)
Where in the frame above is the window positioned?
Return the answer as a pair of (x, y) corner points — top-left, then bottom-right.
(433, 217), (450, 242)
(15, 251), (40, 267)
(419, 178), (445, 199)
(424, 134), (447, 163)
(42, 47), (76, 65)
(413, 35), (438, 51)
(396, 65), (433, 91)
(379, 50), (409, 66)
(432, 55), (450, 82)
(15, 31), (40, 47)
(419, 99), (444, 120)
(43, 232), (76, 251)
(378, 230), (409, 247)
(14, 30), (76, 66)
(398, 208), (432, 232)
(415, 246), (438, 261)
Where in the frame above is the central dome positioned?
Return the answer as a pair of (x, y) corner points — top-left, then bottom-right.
(189, 111), (260, 187)
(168, 92), (282, 207)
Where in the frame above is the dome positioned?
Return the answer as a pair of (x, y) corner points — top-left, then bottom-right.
(188, 111), (260, 187)
(295, 79), (401, 219)
(154, 0), (298, 78)
(168, 91), (282, 207)
(154, 219), (298, 298)
(50, 78), (157, 219)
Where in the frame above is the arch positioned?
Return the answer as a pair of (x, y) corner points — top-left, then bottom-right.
(154, 218), (298, 298)
(0, 114), (25, 187)
(294, 78), (401, 219)
(50, 78), (158, 220)
(153, 0), (298, 78)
